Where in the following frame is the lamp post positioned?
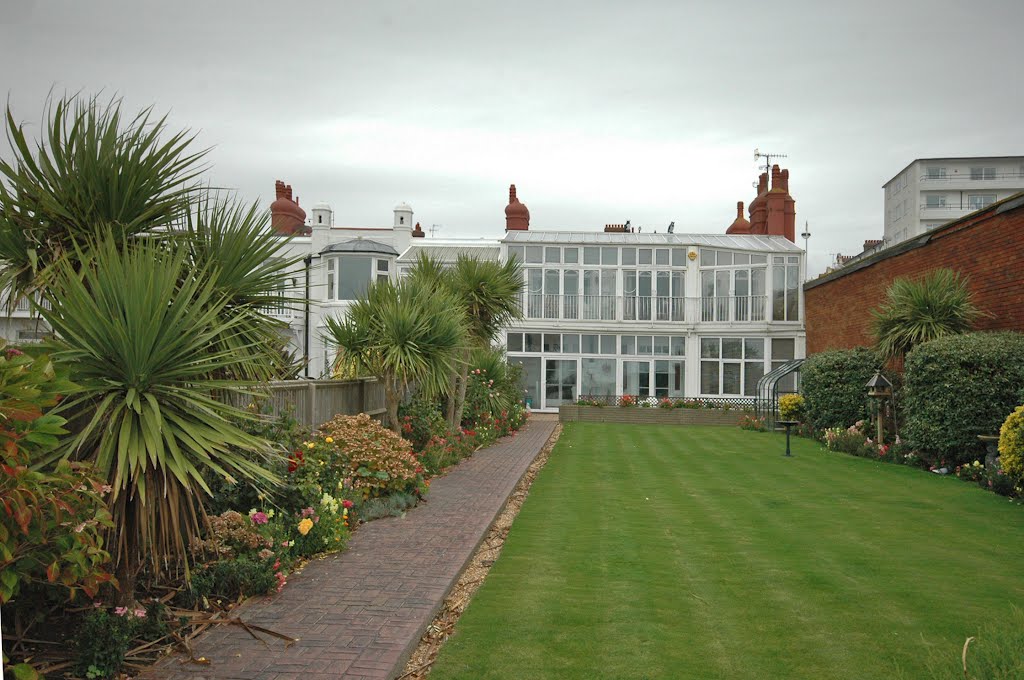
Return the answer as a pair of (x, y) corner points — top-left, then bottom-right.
(865, 371), (893, 444)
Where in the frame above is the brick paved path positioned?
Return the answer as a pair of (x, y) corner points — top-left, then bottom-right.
(154, 418), (557, 680)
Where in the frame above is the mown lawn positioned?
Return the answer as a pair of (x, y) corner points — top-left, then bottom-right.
(429, 423), (1024, 679)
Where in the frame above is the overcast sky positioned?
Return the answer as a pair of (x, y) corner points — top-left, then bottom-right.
(3, 0), (1022, 274)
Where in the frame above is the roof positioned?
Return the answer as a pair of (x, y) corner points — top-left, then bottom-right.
(398, 240), (501, 263)
(883, 155), (1024, 187)
(502, 230), (802, 252)
(320, 238), (398, 256)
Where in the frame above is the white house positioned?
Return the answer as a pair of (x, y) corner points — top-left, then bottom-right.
(883, 156), (1024, 246)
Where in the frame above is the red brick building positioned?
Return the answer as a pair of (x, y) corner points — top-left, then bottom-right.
(804, 193), (1024, 354)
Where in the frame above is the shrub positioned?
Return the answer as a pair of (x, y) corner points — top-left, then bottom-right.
(658, 398), (674, 409)
(801, 348), (880, 431)
(778, 394), (806, 422)
(399, 397), (448, 452)
(191, 510), (274, 562)
(618, 395), (637, 407)
(73, 604), (167, 680)
(0, 345), (114, 605)
(358, 492), (419, 522)
(189, 556), (277, 603)
(737, 415), (767, 432)
(318, 413), (423, 499)
(998, 405), (1024, 476)
(903, 332), (1024, 465)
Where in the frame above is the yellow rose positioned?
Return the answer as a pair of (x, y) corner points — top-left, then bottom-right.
(325, 436), (334, 444)
(306, 442), (315, 449)
(297, 518), (314, 536)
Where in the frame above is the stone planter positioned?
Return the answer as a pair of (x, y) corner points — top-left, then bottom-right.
(558, 404), (746, 426)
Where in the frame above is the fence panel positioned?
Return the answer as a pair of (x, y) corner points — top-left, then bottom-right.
(233, 378), (387, 428)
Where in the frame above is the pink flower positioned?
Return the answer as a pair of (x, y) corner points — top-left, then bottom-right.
(250, 511), (269, 525)
(114, 606), (128, 616)
(133, 608), (147, 618)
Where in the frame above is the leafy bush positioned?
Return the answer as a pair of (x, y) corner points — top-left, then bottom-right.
(191, 510), (274, 562)
(73, 604), (167, 680)
(737, 415), (767, 432)
(399, 397), (449, 452)
(318, 413), (424, 499)
(998, 405), (1024, 476)
(778, 394), (806, 422)
(903, 333), (1024, 465)
(358, 492), (419, 522)
(801, 348), (880, 431)
(0, 345), (114, 604)
(619, 395), (637, 407)
(189, 556), (277, 603)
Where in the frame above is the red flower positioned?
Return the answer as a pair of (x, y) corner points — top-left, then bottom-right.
(342, 499), (354, 509)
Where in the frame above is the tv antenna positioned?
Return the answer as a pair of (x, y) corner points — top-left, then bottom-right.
(430, 224), (442, 237)
(753, 148), (789, 187)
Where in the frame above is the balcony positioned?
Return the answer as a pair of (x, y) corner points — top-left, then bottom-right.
(2, 293), (51, 317)
(519, 294), (770, 324)
(920, 171), (1024, 190)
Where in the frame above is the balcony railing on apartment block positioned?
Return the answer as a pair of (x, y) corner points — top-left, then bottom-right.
(518, 294), (769, 323)
(3, 294), (52, 314)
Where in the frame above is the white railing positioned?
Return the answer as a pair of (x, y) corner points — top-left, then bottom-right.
(700, 295), (767, 322)
(523, 294), (616, 321)
(623, 296), (685, 322)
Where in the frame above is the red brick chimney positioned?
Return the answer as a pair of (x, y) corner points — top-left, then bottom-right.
(505, 184), (530, 231)
(762, 165), (796, 242)
(748, 172), (769, 235)
(412, 221), (425, 238)
(604, 224), (629, 233)
(270, 180), (308, 235)
(726, 201), (752, 235)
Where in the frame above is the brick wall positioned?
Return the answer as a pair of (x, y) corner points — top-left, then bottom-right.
(804, 195), (1024, 354)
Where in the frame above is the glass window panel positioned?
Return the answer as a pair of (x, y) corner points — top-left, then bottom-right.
(510, 357), (541, 409)
(327, 258), (335, 299)
(376, 273), (389, 283)
(735, 253), (750, 265)
(700, 249), (716, 266)
(653, 336), (670, 355)
(639, 248), (653, 265)
(545, 359), (577, 407)
(621, 335), (636, 355)
(751, 254), (767, 264)
(722, 363), (741, 394)
(788, 256), (799, 264)
(584, 247), (600, 265)
(700, 361), (720, 394)
(564, 247), (578, 264)
(622, 248), (636, 265)
(744, 338), (765, 360)
(544, 334), (561, 352)
(527, 268), (543, 293)
(562, 334), (580, 353)
(672, 248), (685, 267)
(656, 271), (670, 297)
(377, 259), (389, 272)
(751, 268), (766, 296)
(772, 338), (795, 360)
(773, 256), (785, 264)
(657, 360), (684, 397)
(601, 247), (618, 265)
(717, 251), (734, 266)
(671, 336), (685, 356)
(672, 272), (684, 297)
(507, 245), (525, 263)
(722, 338), (743, 359)
(526, 246), (543, 263)
(735, 269), (749, 296)
(600, 335), (617, 355)
(583, 270), (600, 295)
(744, 362), (764, 397)
(623, 270), (637, 295)
(637, 335), (653, 354)
(700, 337), (720, 358)
(655, 248), (669, 265)
(545, 247), (561, 263)
(507, 333), (523, 352)
(564, 270), (579, 295)
(786, 265), (800, 320)
(525, 333), (542, 352)
(639, 271), (652, 297)
(338, 256), (372, 300)
(582, 334), (599, 354)
(544, 269), (560, 295)
(702, 271), (715, 297)
(623, 361), (651, 396)
(772, 265), (786, 320)
(581, 358), (616, 397)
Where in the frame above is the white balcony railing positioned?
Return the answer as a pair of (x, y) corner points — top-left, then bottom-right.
(519, 294), (770, 324)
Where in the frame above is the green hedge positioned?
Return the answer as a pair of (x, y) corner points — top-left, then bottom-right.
(801, 348), (880, 431)
(902, 332), (1024, 465)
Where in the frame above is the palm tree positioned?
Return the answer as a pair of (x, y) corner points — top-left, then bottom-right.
(446, 256), (523, 428)
(38, 235), (279, 597)
(323, 278), (467, 434)
(872, 268), (986, 362)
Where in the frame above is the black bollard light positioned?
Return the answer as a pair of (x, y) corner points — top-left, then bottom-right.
(777, 420), (798, 457)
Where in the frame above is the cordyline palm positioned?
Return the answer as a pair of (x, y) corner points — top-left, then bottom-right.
(37, 236), (279, 598)
(323, 278), (466, 434)
(872, 268), (986, 362)
(446, 255), (523, 428)
(0, 94), (206, 300)
(180, 196), (304, 382)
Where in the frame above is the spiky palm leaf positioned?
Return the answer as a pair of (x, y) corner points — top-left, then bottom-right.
(37, 235), (278, 578)
(872, 268), (986, 361)
(323, 278), (467, 433)
(180, 196), (304, 381)
(0, 95), (206, 299)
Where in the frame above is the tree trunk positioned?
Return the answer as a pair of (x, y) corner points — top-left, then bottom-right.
(452, 353), (471, 430)
(445, 368), (459, 430)
(385, 381), (402, 435)
(113, 498), (140, 606)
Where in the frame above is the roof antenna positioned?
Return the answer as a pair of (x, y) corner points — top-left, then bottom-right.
(667, 221), (675, 233)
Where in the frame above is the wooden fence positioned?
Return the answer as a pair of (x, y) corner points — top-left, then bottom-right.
(234, 378), (387, 428)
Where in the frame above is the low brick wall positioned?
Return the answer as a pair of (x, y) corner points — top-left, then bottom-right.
(559, 405), (744, 426)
